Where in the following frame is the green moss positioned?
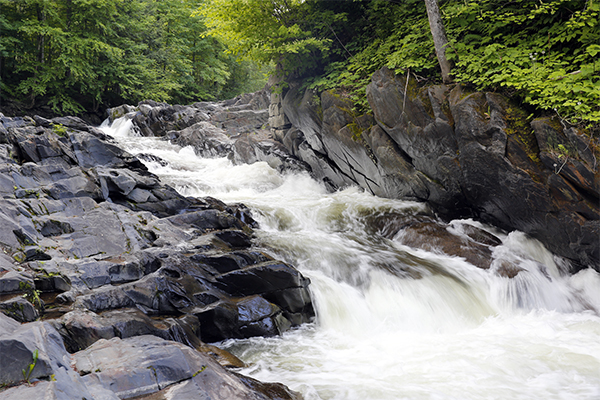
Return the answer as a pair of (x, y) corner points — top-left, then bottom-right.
(418, 91), (434, 120)
(51, 123), (68, 137)
(13, 252), (26, 263)
(193, 365), (207, 376)
(504, 105), (541, 164)
(347, 122), (363, 141)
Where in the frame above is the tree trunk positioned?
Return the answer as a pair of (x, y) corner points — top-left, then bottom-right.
(36, 5), (45, 64)
(424, 0), (453, 83)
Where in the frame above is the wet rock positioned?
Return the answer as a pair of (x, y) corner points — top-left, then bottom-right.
(130, 101), (210, 137)
(215, 230), (253, 249)
(449, 221), (503, 247)
(174, 121), (234, 158)
(191, 251), (270, 274)
(72, 335), (281, 400)
(166, 209), (245, 232)
(198, 343), (247, 368)
(0, 296), (39, 322)
(493, 259), (525, 278)
(50, 308), (200, 353)
(215, 261), (312, 297)
(213, 261), (315, 325)
(69, 130), (146, 171)
(192, 295), (292, 343)
(232, 132), (311, 173)
(230, 371), (303, 400)
(396, 219), (495, 270)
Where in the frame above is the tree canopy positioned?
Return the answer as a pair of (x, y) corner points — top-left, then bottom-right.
(200, 0), (600, 124)
(0, 0), (269, 116)
(1, 0), (598, 124)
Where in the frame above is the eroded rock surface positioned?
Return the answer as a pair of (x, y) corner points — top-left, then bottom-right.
(270, 69), (599, 272)
(0, 111), (312, 398)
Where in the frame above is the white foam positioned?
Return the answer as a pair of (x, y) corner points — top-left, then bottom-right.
(103, 117), (600, 400)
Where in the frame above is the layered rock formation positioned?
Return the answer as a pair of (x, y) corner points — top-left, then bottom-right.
(269, 68), (599, 273)
(0, 111), (313, 398)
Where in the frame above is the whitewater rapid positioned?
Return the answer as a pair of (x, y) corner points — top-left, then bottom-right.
(102, 117), (600, 400)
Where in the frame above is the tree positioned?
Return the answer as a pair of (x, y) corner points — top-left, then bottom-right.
(198, 0), (340, 77)
(0, 0), (269, 116)
(424, 0), (453, 83)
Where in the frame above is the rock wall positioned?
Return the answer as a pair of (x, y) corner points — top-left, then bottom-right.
(0, 111), (311, 398)
(270, 68), (599, 273)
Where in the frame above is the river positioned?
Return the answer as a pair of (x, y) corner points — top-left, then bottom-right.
(101, 117), (600, 400)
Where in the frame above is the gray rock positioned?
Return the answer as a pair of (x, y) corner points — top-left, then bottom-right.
(192, 296), (290, 343)
(0, 316), (90, 395)
(51, 308), (188, 353)
(281, 85), (324, 153)
(232, 133), (310, 173)
(269, 67), (598, 272)
(0, 380), (118, 400)
(175, 121), (234, 158)
(0, 98), (318, 399)
(0, 296), (39, 322)
(72, 335), (247, 399)
(0, 270), (35, 294)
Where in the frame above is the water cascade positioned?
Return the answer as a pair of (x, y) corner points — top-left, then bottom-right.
(101, 118), (600, 400)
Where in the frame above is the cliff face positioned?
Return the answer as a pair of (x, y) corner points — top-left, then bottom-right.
(270, 68), (599, 272)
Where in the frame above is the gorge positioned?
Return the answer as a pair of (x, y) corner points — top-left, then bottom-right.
(0, 66), (599, 399)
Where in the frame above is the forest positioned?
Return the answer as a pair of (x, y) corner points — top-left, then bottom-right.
(1, 0), (599, 126)
(0, 0), (268, 116)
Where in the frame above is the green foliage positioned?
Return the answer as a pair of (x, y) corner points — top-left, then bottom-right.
(306, 0), (436, 112)
(4, 0), (596, 125)
(0, 0), (268, 115)
(444, 0), (600, 124)
(51, 123), (67, 137)
(19, 281), (43, 311)
(22, 349), (39, 384)
(198, 0), (335, 77)
(200, 0), (598, 124)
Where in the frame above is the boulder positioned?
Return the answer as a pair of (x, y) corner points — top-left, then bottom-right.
(0, 314), (299, 400)
(50, 308), (203, 353)
(72, 335), (299, 400)
(174, 121), (234, 158)
(0, 296), (39, 322)
(192, 295), (292, 343)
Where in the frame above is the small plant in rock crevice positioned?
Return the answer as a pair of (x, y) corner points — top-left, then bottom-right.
(22, 349), (39, 384)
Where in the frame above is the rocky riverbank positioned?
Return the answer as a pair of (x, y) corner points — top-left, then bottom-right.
(0, 104), (313, 398)
(269, 68), (599, 273)
(103, 68), (598, 273)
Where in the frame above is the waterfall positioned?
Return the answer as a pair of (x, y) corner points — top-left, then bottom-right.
(101, 117), (600, 400)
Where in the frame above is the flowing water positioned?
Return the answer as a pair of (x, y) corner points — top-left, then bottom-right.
(102, 117), (600, 400)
